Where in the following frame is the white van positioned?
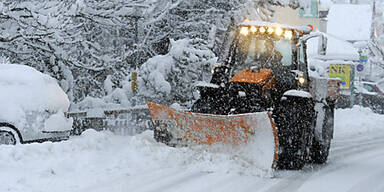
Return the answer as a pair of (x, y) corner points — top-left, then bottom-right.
(0, 64), (73, 144)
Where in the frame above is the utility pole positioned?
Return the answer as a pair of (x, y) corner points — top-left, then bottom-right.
(132, 6), (143, 69)
(131, 6), (143, 107)
(371, 0), (376, 41)
(369, 0), (376, 79)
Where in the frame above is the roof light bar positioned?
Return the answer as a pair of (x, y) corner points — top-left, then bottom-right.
(250, 26), (257, 33)
(240, 27), (249, 36)
(259, 27), (266, 33)
(275, 27), (283, 36)
(284, 30), (293, 39)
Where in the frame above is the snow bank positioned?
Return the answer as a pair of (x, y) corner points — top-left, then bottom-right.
(334, 106), (384, 138)
(44, 112), (73, 132)
(0, 129), (273, 192)
(0, 64), (70, 128)
(0, 106), (383, 191)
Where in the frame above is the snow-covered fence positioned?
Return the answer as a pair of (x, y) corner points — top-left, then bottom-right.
(66, 107), (154, 135)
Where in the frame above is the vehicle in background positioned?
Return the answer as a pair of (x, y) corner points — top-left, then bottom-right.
(0, 64), (73, 145)
(356, 81), (383, 96)
(355, 81), (384, 114)
(377, 80), (384, 95)
(337, 80), (384, 114)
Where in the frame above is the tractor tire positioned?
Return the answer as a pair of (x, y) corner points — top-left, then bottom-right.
(310, 139), (330, 164)
(310, 104), (334, 164)
(274, 96), (315, 170)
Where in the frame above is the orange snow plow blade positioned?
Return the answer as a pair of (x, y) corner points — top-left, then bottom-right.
(147, 101), (279, 169)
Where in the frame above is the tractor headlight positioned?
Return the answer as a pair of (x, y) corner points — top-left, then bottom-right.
(211, 64), (220, 74)
(275, 27), (283, 36)
(298, 73), (306, 85)
(298, 77), (306, 84)
(240, 27), (249, 36)
(259, 27), (266, 33)
(284, 30), (293, 39)
(250, 26), (257, 33)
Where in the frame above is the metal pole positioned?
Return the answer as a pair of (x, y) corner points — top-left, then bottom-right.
(134, 16), (139, 45)
(350, 64), (355, 108)
(358, 49), (362, 107)
(358, 73), (362, 106)
(369, 0), (376, 79)
(370, 0), (376, 41)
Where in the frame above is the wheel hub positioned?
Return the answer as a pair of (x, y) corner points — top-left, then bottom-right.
(0, 131), (16, 145)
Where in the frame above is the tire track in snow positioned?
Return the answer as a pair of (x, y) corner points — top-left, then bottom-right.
(80, 168), (182, 192)
(329, 134), (384, 163)
(142, 171), (208, 192)
(262, 133), (384, 192)
(262, 171), (312, 192)
(331, 134), (384, 153)
(346, 164), (384, 192)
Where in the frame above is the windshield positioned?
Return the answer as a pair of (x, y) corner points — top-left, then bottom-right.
(237, 36), (293, 70)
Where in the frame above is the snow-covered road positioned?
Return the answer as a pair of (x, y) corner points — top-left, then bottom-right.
(1, 106), (383, 192)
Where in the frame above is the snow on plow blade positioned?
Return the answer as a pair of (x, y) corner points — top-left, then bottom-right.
(146, 101), (279, 169)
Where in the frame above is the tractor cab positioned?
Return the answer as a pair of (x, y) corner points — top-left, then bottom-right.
(195, 21), (313, 114)
(220, 20), (312, 88)
(234, 21), (311, 71)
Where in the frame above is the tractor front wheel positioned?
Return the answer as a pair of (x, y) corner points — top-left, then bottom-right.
(274, 96), (315, 170)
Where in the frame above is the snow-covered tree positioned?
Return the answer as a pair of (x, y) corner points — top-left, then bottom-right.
(137, 38), (216, 106)
(0, 1), (84, 101)
(0, 0), (307, 108)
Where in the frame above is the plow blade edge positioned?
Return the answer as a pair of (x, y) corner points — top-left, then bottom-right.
(147, 101), (279, 169)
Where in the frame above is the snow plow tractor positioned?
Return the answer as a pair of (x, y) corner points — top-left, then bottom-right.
(147, 20), (340, 170)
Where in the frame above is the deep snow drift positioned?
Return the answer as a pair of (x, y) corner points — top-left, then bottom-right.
(0, 106), (383, 192)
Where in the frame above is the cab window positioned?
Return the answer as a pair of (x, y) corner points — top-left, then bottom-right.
(298, 44), (305, 64)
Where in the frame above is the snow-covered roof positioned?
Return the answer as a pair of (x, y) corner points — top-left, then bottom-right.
(311, 54), (360, 61)
(323, 4), (372, 57)
(327, 4), (372, 41)
(318, 0), (334, 11)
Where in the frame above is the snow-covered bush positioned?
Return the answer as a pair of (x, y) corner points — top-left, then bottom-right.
(72, 38), (216, 110)
(138, 38), (216, 106)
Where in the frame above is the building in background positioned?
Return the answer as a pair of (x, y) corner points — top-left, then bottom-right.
(271, 0), (328, 32)
(271, 0), (332, 56)
(332, 0), (372, 4)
